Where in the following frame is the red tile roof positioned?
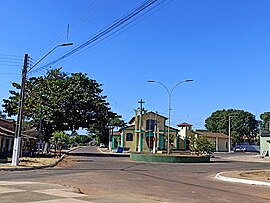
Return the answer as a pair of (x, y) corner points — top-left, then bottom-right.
(194, 130), (228, 139)
(177, 122), (192, 127)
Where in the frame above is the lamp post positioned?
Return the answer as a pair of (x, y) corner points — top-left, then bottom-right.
(28, 43), (73, 72)
(228, 115), (233, 153)
(11, 42), (73, 166)
(147, 79), (193, 155)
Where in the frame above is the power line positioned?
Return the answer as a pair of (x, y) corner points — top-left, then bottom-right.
(0, 72), (21, 75)
(0, 54), (22, 58)
(0, 64), (22, 67)
(33, 0), (160, 73)
(31, 1), (102, 58)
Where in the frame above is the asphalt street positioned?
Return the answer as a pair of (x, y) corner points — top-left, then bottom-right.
(1, 146), (270, 203)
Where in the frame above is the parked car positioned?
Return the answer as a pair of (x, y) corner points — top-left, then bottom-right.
(234, 147), (246, 152)
(99, 143), (106, 148)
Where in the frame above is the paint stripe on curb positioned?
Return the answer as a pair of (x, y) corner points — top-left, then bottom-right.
(215, 172), (270, 187)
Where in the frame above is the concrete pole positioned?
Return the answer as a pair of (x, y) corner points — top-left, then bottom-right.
(109, 126), (113, 152)
(228, 116), (231, 153)
(167, 95), (171, 155)
(11, 54), (28, 166)
(38, 107), (42, 154)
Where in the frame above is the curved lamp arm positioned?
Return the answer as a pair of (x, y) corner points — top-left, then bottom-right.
(148, 80), (170, 95)
(170, 79), (193, 96)
(28, 43), (73, 72)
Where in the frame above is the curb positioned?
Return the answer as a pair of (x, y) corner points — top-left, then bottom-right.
(97, 147), (130, 157)
(0, 147), (81, 171)
(215, 172), (270, 187)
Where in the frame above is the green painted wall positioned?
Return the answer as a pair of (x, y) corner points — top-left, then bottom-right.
(130, 153), (210, 163)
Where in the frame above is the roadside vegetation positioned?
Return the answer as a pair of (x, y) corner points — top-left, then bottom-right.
(205, 109), (260, 145)
(2, 68), (125, 156)
(190, 135), (215, 155)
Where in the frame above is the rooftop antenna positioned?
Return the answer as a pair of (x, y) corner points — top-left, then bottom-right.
(67, 24), (70, 40)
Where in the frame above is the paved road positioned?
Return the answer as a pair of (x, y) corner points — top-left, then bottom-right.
(1, 147), (270, 203)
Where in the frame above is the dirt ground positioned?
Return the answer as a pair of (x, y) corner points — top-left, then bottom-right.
(0, 156), (60, 168)
(240, 170), (270, 182)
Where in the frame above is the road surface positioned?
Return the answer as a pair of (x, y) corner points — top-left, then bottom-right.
(1, 146), (269, 203)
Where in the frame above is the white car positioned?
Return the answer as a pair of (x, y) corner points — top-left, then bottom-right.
(99, 143), (106, 148)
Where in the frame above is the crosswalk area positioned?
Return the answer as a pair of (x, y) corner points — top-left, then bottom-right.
(0, 181), (94, 203)
(0, 181), (166, 203)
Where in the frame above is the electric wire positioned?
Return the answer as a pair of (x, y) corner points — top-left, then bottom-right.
(0, 54), (22, 58)
(32, 0), (159, 73)
(0, 72), (21, 75)
(37, 0), (171, 72)
(61, 0), (172, 64)
(30, 1), (101, 59)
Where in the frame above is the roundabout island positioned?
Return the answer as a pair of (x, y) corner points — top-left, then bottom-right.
(130, 153), (210, 163)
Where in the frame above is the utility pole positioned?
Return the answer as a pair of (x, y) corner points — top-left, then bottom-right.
(11, 54), (28, 166)
(38, 106), (43, 154)
(228, 115), (233, 153)
(108, 120), (113, 152)
(10, 43), (73, 165)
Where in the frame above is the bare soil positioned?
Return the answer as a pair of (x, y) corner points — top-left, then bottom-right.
(0, 156), (60, 168)
(240, 170), (270, 182)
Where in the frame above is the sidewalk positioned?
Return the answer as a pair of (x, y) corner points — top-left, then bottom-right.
(0, 181), (165, 203)
(215, 153), (270, 186)
(0, 147), (79, 171)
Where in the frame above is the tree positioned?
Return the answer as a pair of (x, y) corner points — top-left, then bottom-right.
(2, 68), (122, 145)
(205, 109), (258, 143)
(260, 112), (270, 130)
(50, 131), (70, 155)
(190, 136), (215, 155)
(87, 111), (126, 144)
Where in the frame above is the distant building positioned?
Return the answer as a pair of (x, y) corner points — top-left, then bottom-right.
(112, 105), (231, 153)
(259, 130), (270, 156)
(0, 118), (38, 158)
(0, 118), (15, 157)
(112, 111), (179, 152)
(177, 122), (230, 152)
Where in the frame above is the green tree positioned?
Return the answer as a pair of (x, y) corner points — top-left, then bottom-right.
(2, 68), (121, 145)
(50, 131), (70, 155)
(190, 136), (215, 155)
(205, 109), (258, 143)
(87, 111), (126, 144)
(260, 112), (270, 130)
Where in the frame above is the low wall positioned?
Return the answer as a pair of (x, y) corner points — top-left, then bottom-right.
(130, 153), (210, 163)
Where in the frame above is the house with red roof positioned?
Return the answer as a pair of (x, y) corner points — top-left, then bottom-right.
(177, 122), (230, 152)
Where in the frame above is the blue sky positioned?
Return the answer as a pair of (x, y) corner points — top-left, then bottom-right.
(1, 0), (270, 130)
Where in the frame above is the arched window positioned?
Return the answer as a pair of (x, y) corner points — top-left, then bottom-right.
(126, 133), (133, 141)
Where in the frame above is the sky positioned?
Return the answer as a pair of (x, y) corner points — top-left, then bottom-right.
(1, 0), (270, 130)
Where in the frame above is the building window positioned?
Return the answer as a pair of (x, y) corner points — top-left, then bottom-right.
(146, 119), (155, 131)
(126, 133), (133, 141)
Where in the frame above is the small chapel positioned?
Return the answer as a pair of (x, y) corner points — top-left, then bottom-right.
(111, 100), (230, 153)
(111, 100), (187, 153)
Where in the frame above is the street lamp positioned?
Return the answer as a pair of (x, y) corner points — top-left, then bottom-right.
(147, 79), (193, 155)
(11, 42), (73, 166)
(228, 115), (233, 153)
(28, 43), (73, 72)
